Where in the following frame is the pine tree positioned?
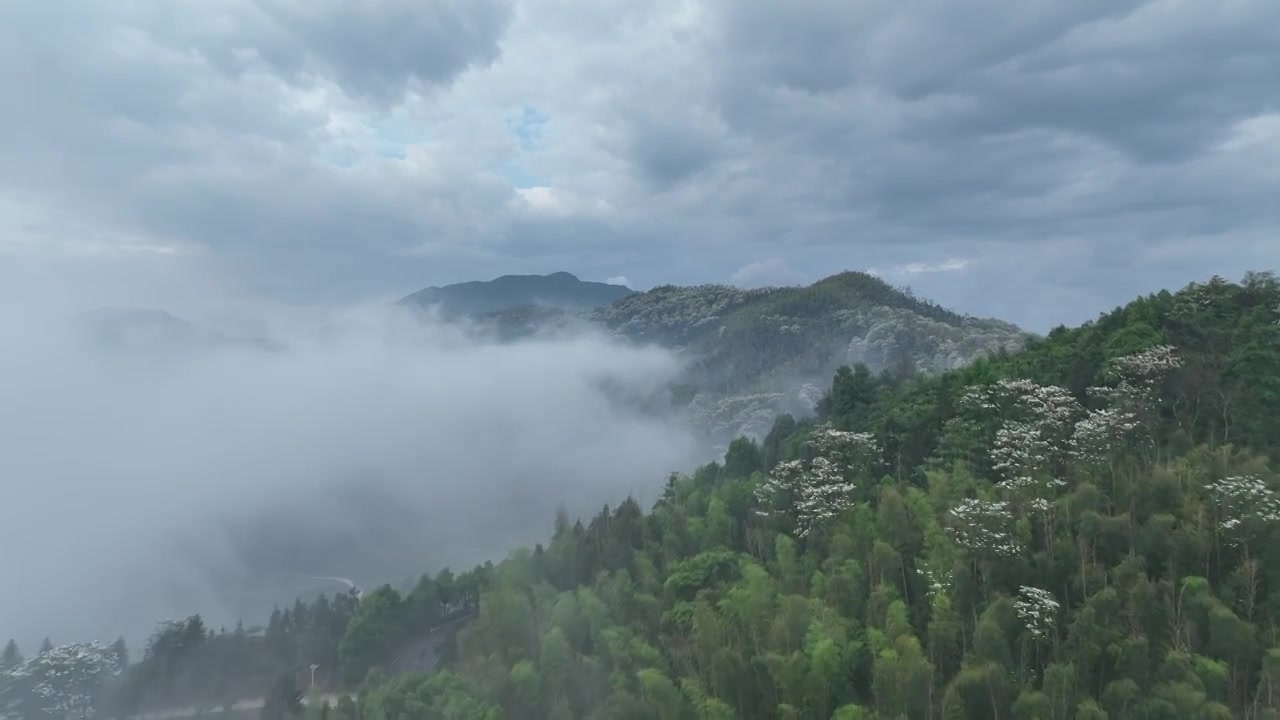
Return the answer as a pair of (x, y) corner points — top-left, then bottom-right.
(0, 639), (20, 670)
(110, 637), (129, 668)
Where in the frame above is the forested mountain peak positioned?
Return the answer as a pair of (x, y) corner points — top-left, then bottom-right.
(574, 270), (1031, 445)
(399, 272), (636, 317)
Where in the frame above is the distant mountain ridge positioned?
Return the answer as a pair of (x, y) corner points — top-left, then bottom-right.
(474, 271), (1032, 445)
(75, 307), (283, 353)
(398, 271), (635, 317)
(77, 272), (1030, 447)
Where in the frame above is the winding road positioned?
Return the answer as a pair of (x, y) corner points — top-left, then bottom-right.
(304, 575), (365, 602)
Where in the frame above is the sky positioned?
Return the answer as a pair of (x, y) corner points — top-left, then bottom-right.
(2, 0), (1278, 332)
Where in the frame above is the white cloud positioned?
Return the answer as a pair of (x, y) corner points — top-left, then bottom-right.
(3, 0), (1279, 328)
(896, 258), (974, 275)
(0, 259), (703, 648)
(730, 257), (807, 287)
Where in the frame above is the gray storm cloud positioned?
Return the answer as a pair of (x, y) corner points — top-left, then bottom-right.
(0, 263), (703, 649)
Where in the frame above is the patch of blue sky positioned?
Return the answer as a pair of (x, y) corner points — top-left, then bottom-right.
(495, 105), (550, 188)
(367, 114), (424, 160)
(507, 105), (548, 152)
(495, 160), (544, 189)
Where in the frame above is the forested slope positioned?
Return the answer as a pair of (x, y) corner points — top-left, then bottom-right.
(346, 272), (1280, 719)
(4, 272), (1280, 719)
(400, 273), (635, 318)
(590, 271), (1027, 395)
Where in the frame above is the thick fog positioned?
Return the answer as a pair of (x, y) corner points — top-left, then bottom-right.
(0, 258), (705, 650)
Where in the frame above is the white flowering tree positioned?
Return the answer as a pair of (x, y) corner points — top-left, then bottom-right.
(1106, 344), (1183, 392)
(959, 378), (1083, 554)
(946, 498), (1021, 595)
(1069, 405), (1143, 468)
(1207, 474), (1280, 552)
(755, 459), (804, 520)
(1, 641), (121, 720)
(960, 379), (1081, 488)
(755, 423), (879, 538)
(1012, 586), (1060, 643)
(946, 498), (1021, 559)
(811, 425), (879, 474)
(1071, 345), (1183, 487)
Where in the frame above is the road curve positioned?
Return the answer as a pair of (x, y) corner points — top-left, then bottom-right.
(304, 575), (364, 601)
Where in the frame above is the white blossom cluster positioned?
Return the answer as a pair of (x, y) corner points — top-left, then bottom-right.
(1083, 382), (1146, 410)
(991, 422), (1055, 482)
(946, 498), (1021, 557)
(960, 379), (1080, 507)
(1069, 406), (1143, 466)
(962, 379), (1081, 428)
(794, 456), (859, 537)
(1, 641), (121, 719)
(754, 459), (805, 517)
(1013, 586), (1060, 640)
(1068, 346), (1182, 467)
(755, 424), (879, 537)
(958, 384), (993, 413)
(811, 425), (880, 469)
(1206, 474), (1280, 542)
(915, 563), (954, 598)
(1106, 345), (1183, 388)
(1013, 382), (1081, 432)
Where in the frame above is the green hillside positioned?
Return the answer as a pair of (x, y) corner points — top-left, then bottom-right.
(8, 272), (1280, 719)
(343, 271), (1280, 718)
(589, 271), (1026, 392)
(400, 272), (635, 317)
(478, 271), (1030, 445)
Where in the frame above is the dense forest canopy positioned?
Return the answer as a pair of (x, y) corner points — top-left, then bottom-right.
(4, 272), (1280, 719)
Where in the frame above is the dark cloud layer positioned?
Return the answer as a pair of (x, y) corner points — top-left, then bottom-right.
(245, 0), (515, 106)
(2, 0), (1278, 332)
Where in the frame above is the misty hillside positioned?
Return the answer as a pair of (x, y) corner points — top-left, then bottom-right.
(399, 271), (635, 317)
(484, 271), (1031, 443)
(75, 307), (284, 354)
(17, 272), (1278, 720)
(591, 271), (1027, 389)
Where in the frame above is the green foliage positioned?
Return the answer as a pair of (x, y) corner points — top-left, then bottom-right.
(18, 272), (1280, 720)
(401, 271), (634, 317)
(340, 272), (1279, 719)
